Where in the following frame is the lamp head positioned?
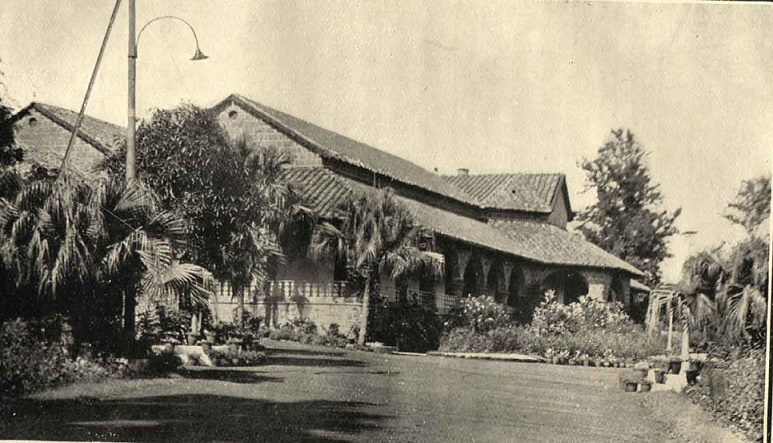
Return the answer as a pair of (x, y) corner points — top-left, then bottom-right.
(191, 47), (208, 61)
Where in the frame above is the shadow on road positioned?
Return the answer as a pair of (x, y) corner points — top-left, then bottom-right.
(2, 395), (384, 442)
(264, 355), (367, 368)
(176, 369), (285, 384)
(266, 347), (347, 357)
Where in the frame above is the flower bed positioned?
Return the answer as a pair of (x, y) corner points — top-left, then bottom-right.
(439, 293), (666, 366)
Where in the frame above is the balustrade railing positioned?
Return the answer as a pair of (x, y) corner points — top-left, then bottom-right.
(268, 280), (351, 299)
(216, 279), (462, 314)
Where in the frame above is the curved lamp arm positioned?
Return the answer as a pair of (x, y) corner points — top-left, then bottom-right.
(135, 15), (208, 60)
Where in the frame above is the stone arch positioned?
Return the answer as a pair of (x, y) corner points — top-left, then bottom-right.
(541, 270), (589, 305)
(462, 255), (484, 297)
(609, 275), (626, 303)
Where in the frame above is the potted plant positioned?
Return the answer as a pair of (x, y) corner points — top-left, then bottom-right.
(639, 380), (652, 392)
(668, 357), (682, 374)
(653, 368), (666, 384)
(619, 376), (639, 392)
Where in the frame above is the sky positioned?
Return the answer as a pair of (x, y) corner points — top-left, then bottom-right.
(1, 1), (771, 283)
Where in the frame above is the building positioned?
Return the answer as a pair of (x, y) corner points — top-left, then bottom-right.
(10, 96), (644, 331)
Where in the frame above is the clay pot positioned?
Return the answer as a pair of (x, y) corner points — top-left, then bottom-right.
(624, 382), (638, 393)
(640, 383), (652, 393)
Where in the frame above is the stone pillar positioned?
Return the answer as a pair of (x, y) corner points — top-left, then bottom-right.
(499, 262), (514, 305)
(478, 256), (493, 296)
(582, 270), (612, 301)
(448, 248), (471, 297)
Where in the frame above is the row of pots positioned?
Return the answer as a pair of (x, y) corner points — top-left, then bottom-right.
(544, 356), (632, 368)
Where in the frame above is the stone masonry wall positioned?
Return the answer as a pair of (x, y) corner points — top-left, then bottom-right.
(217, 103), (322, 167)
(13, 109), (107, 175)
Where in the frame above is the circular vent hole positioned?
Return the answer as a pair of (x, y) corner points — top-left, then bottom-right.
(28, 117), (38, 127)
(228, 110), (238, 119)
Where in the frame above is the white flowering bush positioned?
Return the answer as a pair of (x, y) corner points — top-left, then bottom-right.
(531, 292), (636, 336)
(440, 290), (664, 362)
(445, 295), (511, 333)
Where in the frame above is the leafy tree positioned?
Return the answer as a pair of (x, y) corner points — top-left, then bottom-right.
(724, 175), (770, 236)
(0, 172), (210, 353)
(99, 105), (313, 326)
(313, 188), (439, 346)
(576, 128), (681, 286)
(0, 67), (22, 168)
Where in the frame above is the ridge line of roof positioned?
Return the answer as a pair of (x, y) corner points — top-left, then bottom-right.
(13, 102), (113, 155)
(219, 93), (484, 209)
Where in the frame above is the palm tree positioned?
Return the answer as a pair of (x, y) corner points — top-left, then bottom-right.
(223, 141), (315, 327)
(0, 171), (211, 350)
(313, 188), (439, 346)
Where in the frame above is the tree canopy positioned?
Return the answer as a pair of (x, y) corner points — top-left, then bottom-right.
(99, 104), (314, 324)
(724, 175), (770, 236)
(576, 128), (680, 287)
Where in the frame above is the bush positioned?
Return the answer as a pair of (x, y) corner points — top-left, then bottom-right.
(686, 350), (765, 441)
(207, 348), (266, 367)
(0, 318), (129, 397)
(531, 292), (635, 336)
(147, 351), (183, 373)
(368, 300), (443, 352)
(445, 295), (511, 333)
(0, 319), (74, 396)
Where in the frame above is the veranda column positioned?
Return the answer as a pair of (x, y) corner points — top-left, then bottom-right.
(478, 256), (493, 296)
(499, 262), (514, 305)
(449, 249), (471, 297)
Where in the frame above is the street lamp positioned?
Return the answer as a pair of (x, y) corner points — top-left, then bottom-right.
(126, 0), (208, 183)
(123, 0), (207, 334)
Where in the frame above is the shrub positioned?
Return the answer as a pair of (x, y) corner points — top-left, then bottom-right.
(0, 318), (129, 397)
(686, 350), (765, 441)
(445, 295), (511, 333)
(368, 300), (443, 352)
(147, 351), (183, 373)
(0, 319), (74, 396)
(531, 292), (635, 336)
(207, 348), (266, 367)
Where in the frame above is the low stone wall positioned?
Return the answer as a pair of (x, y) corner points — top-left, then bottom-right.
(211, 296), (363, 333)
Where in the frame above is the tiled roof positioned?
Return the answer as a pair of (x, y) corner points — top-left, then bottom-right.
(29, 103), (124, 154)
(280, 167), (355, 218)
(489, 219), (643, 276)
(444, 173), (567, 213)
(217, 94), (479, 206)
(283, 166), (642, 276)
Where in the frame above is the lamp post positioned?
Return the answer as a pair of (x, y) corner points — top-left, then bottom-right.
(123, 0), (207, 333)
(126, 0), (208, 183)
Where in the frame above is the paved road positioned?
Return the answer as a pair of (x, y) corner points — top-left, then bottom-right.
(0, 341), (734, 442)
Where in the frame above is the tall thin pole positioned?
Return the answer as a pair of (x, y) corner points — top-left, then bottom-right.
(126, 0), (137, 183)
(123, 0), (137, 336)
(57, 0), (122, 179)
